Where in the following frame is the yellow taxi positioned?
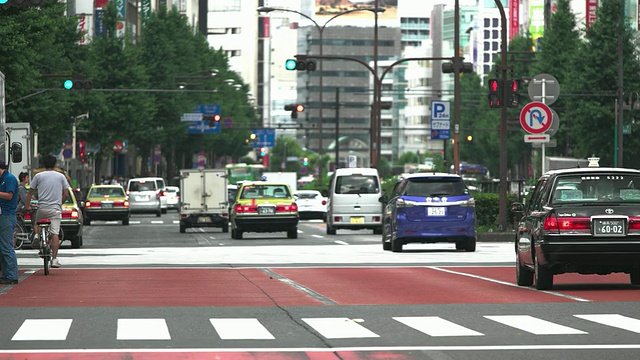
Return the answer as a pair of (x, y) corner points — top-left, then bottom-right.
(230, 181), (299, 239)
(83, 184), (130, 225)
(24, 186), (84, 248)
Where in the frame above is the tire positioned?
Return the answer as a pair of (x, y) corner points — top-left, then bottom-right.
(373, 228), (383, 235)
(455, 242), (465, 250)
(83, 217), (90, 226)
(71, 236), (81, 249)
(382, 241), (391, 251)
(326, 224), (336, 235)
(516, 254), (534, 286)
(13, 222), (25, 250)
(179, 223), (186, 233)
(123, 217), (129, 225)
(465, 237), (476, 252)
(161, 208), (167, 214)
(236, 229), (243, 239)
(222, 223), (229, 233)
(287, 227), (298, 239)
(156, 210), (162, 217)
(391, 238), (403, 252)
(58, 227), (65, 243)
(534, 256), (553, 290)
(631, 271), (640, 285)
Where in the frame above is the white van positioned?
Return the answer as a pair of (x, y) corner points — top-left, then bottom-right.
(326, 167), (384, 235)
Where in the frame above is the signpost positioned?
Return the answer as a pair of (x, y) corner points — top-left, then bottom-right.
(430, 100), (451, 140)
(527, 73), (561, 173)
(187, 121), (220, 134)
(251, 129), (275, 147)
(519, 102), (552, 134)
(181, 113), (203, 122)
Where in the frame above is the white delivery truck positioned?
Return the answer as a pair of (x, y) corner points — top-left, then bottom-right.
(179, 168), (229, 233)
(262, 172), (297, 193)
(5, 122), (36, 178)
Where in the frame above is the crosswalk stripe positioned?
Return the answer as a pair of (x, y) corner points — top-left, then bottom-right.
(12, 319), (73, 341)
(210, 318), (275, 339)
(302, 318), (379, 339)
(393, 316), (484, 337)
(575, 314), (640, 334)
(485, 315), (587, 335)
(117, 319), (171, 340)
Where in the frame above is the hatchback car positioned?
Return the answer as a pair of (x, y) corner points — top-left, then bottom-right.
(165, 186), (180, 211)
(126, 178), (162, 217)
(230, 181), (299, 239)
(511, 165), (640, 290)
(381, 173), (476, 252)
(294, 190), (327, 221)
(83, 184), (130, 225)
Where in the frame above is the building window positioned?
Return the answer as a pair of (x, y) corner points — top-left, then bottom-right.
(211, 0), (240, 11)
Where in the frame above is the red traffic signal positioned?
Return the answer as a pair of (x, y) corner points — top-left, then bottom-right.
(285, 103), (305, 119)
(295, 104), (305, 112)
(488, 78), (501, 94)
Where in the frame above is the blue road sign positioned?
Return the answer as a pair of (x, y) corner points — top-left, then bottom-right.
(431, 100), (451, 120)
(252, 129), (275, 147)
(196, 104), (221, 115)
(431, 129), (450, 140)
(187, 121), (221, 134)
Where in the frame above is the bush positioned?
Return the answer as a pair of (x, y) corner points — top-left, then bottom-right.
(473, 192), (519, 231)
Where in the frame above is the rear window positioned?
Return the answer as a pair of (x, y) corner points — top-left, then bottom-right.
(402, 177), (468, 197)
(89, 187), (126, 197)
(551, 174), (640, 204)
(128, 180), (157, 192)
(296, 192), (319, 199)
(335, 175), (379, 194)
(241, 185), (290, 199)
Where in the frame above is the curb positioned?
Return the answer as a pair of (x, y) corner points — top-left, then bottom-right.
(477, 232), (515, 242)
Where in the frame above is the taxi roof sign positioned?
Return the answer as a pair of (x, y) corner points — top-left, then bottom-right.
(588, 155), (600, 167)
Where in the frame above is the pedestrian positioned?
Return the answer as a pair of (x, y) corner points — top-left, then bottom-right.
(24, 154), (69, 268)
(0, 159), (20, 285)
(17, 172), (29, 211)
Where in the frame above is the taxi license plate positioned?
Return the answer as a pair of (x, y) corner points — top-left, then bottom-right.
(136, 195), (148, 201)
(259, 207), (275, 215)
(198, 216), (212, 223)
(102, 203), (113, 209)
(350, 217), (365, 224)
(427, 207), (446, 216)
(593, 219), (625, 235)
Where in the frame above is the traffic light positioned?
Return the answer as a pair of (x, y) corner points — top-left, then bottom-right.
(260, 147), (266, 157)
(302, 157), (309, 166)
(505, 79), (521, 108)
(0, 0), (46, 7)
(285, 59), (317, 71)
(203, 114), (221, 127)
(466, 135), (473, 142)
(487, 78), (502, 108)
(78, 140), (86, 163)
(284, 103), (304, 119)
(63, 78), (93, 91)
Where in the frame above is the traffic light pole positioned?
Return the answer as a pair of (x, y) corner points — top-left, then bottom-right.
(496, 0), (509, 231)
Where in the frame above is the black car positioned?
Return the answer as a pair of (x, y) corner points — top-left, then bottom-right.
(511, 166), (640, 290)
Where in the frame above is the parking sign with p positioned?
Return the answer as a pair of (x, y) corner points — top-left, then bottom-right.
(431, 101), (451, 120)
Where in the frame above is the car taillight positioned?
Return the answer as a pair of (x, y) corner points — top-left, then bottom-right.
(235, 204), (257, 213)
(629, 216), (640, 231)
(62, 210), (79, 219)
(460, 198), (475, 207)
(276, 203), (298, 212)
(396, 199), (415, 208)
(113, 200), (130, 208)
(544, 215), (590, 232)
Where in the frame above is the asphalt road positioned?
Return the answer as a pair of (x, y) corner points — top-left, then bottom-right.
(1, 211), (639, 360)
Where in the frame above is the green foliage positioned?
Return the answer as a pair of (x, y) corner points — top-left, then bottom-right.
(471, 192), (519, 231)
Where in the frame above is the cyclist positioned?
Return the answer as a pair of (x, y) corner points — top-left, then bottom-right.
(24, 154), (69, 268)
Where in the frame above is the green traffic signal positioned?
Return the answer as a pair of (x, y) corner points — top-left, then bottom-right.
(63, 80), (73, 90)
(285, 59), (297, 71)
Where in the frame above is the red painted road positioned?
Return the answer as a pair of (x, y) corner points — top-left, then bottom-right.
(1, 266), (638, 307)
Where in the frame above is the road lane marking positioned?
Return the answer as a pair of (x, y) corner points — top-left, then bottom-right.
(260, 268), (336, 305)
(429, 266), (592, 302)
(575, 314), (640, 333)
(484, 315), (587, 335)
(12, 319), (72, 341)
(312, 234), (323, 239)
(301, 318), (379, 339)
(129, 221), (141, 224)
(393, 316), (484, 337)
(151, 221), (164, 224)
(334, 240), (349, 245)
(117, 319), (171, 340)
(210, 318), (275, 340)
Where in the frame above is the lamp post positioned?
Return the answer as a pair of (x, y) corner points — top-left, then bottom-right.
(257, 5), (384, 175)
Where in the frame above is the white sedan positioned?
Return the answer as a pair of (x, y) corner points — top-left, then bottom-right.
(294, 190), (327, 221)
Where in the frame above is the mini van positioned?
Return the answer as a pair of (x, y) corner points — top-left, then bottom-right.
(326, 167), (384, 235)
(126, 177), (163, 217)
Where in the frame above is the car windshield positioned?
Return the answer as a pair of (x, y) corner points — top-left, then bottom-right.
(241, 185), (290, 199)
(403, 178), (468, 197)
(129, 181), (156, 192)
(89, 187), (125, 197)
(551, 174), (640, 204)
(335, 175), (379, 194)
(295, 192), (319, 199)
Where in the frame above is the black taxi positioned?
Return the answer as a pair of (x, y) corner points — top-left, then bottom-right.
(511, 162), (640, 290)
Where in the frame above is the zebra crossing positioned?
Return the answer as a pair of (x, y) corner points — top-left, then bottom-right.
(8, 313), (640, 342)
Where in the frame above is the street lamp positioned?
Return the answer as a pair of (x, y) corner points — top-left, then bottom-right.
(257, 5), (385, 174)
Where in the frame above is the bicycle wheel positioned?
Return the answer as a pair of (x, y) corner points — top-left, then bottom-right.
(13, 221), (25, 250)
(43, 247), (49, 275)
(41, 227), (50, 276)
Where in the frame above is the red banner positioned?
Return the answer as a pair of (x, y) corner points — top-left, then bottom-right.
(586, 0), (598, 28)
(509, 0), (519, 41)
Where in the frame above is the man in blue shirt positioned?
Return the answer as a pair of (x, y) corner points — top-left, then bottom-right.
(0, 159), (19, 285)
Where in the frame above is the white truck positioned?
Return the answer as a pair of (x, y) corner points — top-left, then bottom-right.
(263, 172), (297, 193)
(179, 168), (229, 233)
(5, 122), (36, 178)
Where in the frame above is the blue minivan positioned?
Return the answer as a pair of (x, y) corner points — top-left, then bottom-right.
(381, 173), (476, 252)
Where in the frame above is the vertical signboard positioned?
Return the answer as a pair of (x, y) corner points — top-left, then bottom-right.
(95, 8), (106, 37)
(529, 0), (544, 48)
(141, 0), (151, 28)
(509, 0), (519, 41)
(586, 0), (598, 28)
(115, 0), (126, 38)
(77, 15), (93, 45)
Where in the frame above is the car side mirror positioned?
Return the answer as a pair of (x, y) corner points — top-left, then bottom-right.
(511, 203), (525, 213)
(379, 195), (388, 203)
(11, 142), (22, 163)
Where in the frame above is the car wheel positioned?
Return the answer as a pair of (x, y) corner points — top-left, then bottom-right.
(382, 241), (391, 251)
(83, 218), (91, 226)
(516, 253), (534, 286)
(465, 237), (476, 252)
(222, 223), (229, 233)
(156, 210), (161, 217)
(179, 223), (186, 233)
(161, 208), (167, 214)
(373, 227), (383, 235)
(236, 229), (243, 239)
(534, 256), (553, 290)
(630, 271), (640, 285)
(71, 236), (81, 249)
(326, 224), (336, 235)
(455, 242), (465, 250)
(391, 238), (403, 252)
(123, 217), (129, 226)
(287, 227), (298, 239)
